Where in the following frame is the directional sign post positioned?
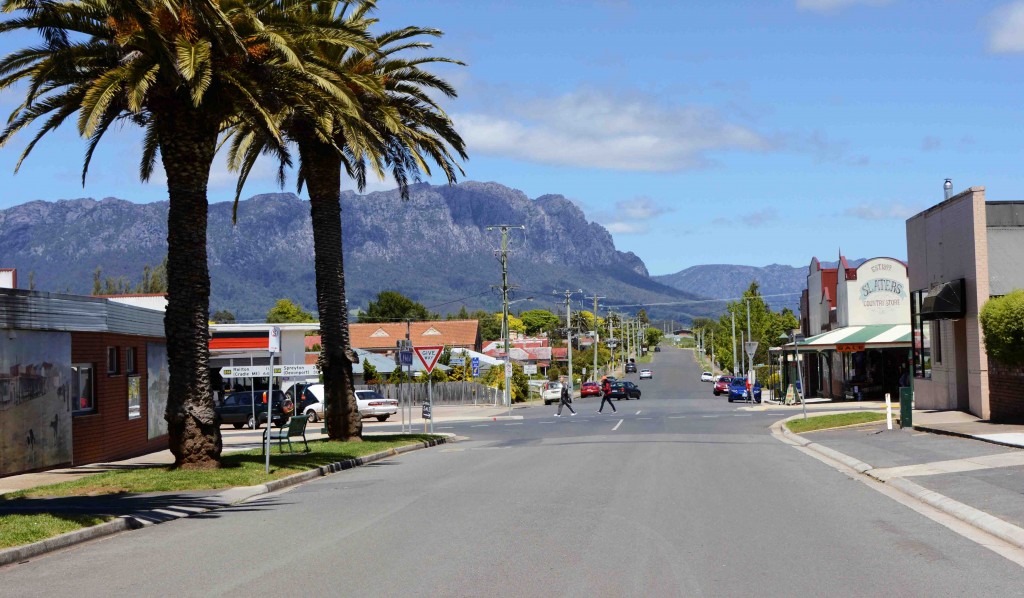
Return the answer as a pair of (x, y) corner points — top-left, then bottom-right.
(414, 346), (444, 434)
(743, 341), (759, 389)
(449, 357), (465, 367)
(471, 357), (480, 377)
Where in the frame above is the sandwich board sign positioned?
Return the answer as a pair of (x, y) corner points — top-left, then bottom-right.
(414, 346), (444, 374)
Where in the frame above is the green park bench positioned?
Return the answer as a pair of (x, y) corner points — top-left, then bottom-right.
(263, 416), (310, 454)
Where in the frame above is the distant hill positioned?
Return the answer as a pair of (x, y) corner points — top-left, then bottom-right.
(0, 181), (718, 322)
(653, 259), (869, 313)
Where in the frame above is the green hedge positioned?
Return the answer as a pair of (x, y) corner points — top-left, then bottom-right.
(980, 290), (1024, 366)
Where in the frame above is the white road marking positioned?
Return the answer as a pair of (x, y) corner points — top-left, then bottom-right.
(636, 410), (642, 415)
(470, 424), (489, 428)
(504, 423), (523, 426)
(539, 421), (555, 424)
(668, 416), (686, 419)
(733, 414), (752, 417)
(637, 417), (653, 420)
(437, 426), (453, 430)
(701, 415), (718, 418)
(612, 419), (624, 431)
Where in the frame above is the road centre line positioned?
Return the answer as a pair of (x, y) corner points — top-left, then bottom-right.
(470, 424), (489, 428)
(637, 417), (653, 420)
(668, 416), (686, 419)
(733, 414), (752, 417)
(504, 423), (523, 426)
(636, 410), (642, 415)
(701, 415), (718, 418)
(612, 419), (624, 431)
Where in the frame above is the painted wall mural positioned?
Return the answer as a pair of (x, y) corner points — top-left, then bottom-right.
(146, 342), (169, 440)
(0, 331), (73, 476)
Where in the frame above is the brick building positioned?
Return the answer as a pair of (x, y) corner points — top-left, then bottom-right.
(1, 287), (167, 477)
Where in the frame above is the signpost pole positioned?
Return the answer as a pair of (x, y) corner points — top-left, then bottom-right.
(265, 326), (281, 474)
(429, 376), (434, 434)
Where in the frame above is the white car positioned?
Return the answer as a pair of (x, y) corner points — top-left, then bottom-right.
(700, 372), (714, 382)
(639, 369), (653, 380)
(298, 384), (399, 422)
(541, 382), (564, 405)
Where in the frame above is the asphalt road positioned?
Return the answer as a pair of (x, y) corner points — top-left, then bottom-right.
(3, 347), (1023, 596)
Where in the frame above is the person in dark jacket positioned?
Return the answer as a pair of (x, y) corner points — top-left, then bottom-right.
(555, 383), (576, 416)
(599, 379), (617, 414)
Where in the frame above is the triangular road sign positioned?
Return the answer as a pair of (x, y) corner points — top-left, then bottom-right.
(414, 345), (444, 374)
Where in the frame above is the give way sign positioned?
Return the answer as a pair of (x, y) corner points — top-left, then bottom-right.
(414, 346), (444, 374)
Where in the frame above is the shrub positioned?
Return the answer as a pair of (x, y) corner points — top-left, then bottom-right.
(980, 290), (1024, 366)
(547, 365), (562, 381)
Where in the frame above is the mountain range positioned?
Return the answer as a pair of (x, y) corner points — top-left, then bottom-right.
(0, 181), (856, 323)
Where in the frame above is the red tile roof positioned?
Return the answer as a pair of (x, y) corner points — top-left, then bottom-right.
(306, 320), (480, 353)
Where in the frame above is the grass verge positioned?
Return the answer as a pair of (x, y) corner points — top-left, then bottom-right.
(0, 514), (110, 549)
(786, 412), (886, 434)
(2, 434), (441, 500)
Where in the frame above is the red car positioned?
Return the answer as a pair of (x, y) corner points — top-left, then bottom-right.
(713, 376), (734, 396)
(580, 381), (602, 398)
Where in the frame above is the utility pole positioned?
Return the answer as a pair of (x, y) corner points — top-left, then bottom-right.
(556, 289), (581, 392)
(607, 308), (616, 372)
(587, 294), (604, 381)
(745, 297), (753, 380)
(731, 311), (738, 375)
(487, 224), (524, 413)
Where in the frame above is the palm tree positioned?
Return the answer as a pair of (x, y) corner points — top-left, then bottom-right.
(0, 0), (371, 466)
(228, 2), (466, 441)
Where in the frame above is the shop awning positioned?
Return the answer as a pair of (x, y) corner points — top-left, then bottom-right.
(777, 324), (911, 352)
(921, 278), (966, 321)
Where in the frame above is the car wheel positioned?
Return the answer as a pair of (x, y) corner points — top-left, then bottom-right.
(728, 396), (733, 402)
(247, 414), (257, 429)
(306, 410), (317, 423)
(377, 415), (389, 422)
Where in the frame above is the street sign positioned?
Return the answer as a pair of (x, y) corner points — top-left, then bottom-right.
(268, 326), (281, 354)
(505, 361), (513, 377)
(422, 401), (431, 420)
(274, 364), (318, 377)
(414, 346), (444, 373)
(523, 364), (537, 375)
(219, 366), (271, 378)
(399, 351), (413, 366)
(450, 357), (466, 366)
(837, 343), (865, 353)
(743, 341), (758, 358)
(220, 365), (317, 378)
(471, 357), (480, 377)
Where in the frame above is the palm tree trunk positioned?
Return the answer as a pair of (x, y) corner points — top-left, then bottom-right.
(302, 142), (362, 441)
(157, 101), (222, 468)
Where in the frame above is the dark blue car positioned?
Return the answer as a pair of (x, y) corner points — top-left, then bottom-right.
(727, 378), (761, 403)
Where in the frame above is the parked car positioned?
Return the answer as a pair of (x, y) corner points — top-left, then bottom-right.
(541, 381), (564, 405)
(713, 376), (733, 396)
(215, 390), (291, 429)
(299, 384), (399, 421)
(580, 381), (602, 398)
(700, 372), (714, 383)
(639, 369), (653, 380)
(625, 363), (637, 374)
(727, 378), (762, 403)
(606, 380), (641, 400)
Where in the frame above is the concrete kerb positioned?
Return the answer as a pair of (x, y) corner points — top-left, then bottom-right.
(0, 435), (455, 568)
(770, 414), (1024, 552)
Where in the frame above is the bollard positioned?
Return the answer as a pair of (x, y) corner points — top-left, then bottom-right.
(899, 386), (913, 429)
(885, 393), (893, 430)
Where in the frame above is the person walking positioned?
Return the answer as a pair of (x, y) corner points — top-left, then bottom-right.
(599, 378), (617, 414)
(555, 382), (576, 416)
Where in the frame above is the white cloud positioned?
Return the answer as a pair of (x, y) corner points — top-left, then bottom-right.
(605, 221), (648, 234)
(712, 207), (778, 227)
(843, 202), (920, 220)
(797, 0), (893, 12)
(615, 196), (671, 220)
(921, 136), (942, 151)
(455, 89), (771, 172)
(988, 2), (1024, 53)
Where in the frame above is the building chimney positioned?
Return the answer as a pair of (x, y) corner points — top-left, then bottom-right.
(943, 178), (953, 200)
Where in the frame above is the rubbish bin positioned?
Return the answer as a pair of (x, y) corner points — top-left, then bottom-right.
(899, 386), (912, 429)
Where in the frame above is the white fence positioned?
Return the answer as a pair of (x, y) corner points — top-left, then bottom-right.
(358, 381), (501, 406)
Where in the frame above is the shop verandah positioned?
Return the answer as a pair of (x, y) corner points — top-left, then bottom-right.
(772, 324), (912, 402)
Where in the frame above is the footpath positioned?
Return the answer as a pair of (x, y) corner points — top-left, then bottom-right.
(0, 403), (519, 566)
(770, 403), (1024, 554)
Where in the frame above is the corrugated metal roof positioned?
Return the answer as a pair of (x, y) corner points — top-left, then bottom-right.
(0, 288), (164, 337)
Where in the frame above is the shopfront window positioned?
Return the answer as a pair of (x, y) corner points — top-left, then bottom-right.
(911, 290), (931, 379)
(72, 364), (95, 414)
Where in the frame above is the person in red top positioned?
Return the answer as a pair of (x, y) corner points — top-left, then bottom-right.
(599, 378), (617, 414)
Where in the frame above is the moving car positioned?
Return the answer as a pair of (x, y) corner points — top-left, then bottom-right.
(654, 346), (661, 352)
(606, 380), (641, 400)
(638, 369), (653, 380)
(541, 381), (564, 405)
(625, 363), (637, 374)
(215, 390), (291, 429)
(580, 381), (602, 398)
(713, 376), (733, 396)
(298, 384), (399, 421)
(727, 378), (762, 403)
(700, 372), (714, 383)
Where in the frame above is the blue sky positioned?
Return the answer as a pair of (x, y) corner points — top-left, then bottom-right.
(2, 0), (1024, 276)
